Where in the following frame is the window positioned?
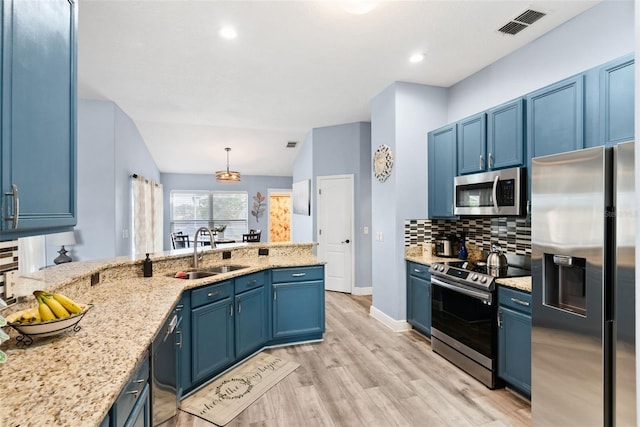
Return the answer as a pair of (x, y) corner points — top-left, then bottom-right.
(170, 191), (248, 241)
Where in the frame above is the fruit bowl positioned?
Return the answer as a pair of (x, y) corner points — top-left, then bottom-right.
(5, 303), (93, 344)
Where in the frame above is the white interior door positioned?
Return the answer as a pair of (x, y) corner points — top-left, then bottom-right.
(317, 175), (353, 293)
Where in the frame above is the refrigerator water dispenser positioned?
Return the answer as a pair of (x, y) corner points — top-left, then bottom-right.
(543, 254), (586, 316)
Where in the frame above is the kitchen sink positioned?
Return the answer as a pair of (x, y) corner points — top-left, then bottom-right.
(167, 270), (218, 280)
(168, 265), (249, 280)
(204, 265), (248, 274)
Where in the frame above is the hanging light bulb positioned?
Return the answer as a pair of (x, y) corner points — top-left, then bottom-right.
(215, 147), (241, 182)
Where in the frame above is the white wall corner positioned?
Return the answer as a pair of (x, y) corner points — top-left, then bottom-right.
(352, 286), (372, 296)
(369, 305), (411, 332)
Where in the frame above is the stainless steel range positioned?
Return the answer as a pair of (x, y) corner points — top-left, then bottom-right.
(429, 260), (529, 389)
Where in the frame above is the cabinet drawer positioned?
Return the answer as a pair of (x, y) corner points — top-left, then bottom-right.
(272, 266), (324, 283)
(191, 281), (233, 308)
(498, 286), (532, 314)
(114, 351), (149, 427)
(234, 271), (265, 294)
(407, 262), (431, 281)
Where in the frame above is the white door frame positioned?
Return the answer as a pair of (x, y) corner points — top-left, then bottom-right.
(316, 174), (355, 293)
(267, 188), (292, 242)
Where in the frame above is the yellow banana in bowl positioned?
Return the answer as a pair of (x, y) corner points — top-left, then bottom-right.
(51, 293), (83, 314)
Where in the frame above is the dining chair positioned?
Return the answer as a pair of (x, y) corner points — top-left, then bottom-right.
(170, 232), (190, 249)
(242, 229), (261, 242)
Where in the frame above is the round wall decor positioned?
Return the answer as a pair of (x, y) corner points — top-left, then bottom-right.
(373, 144), (393, 182)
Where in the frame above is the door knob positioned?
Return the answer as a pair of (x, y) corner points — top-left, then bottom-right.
(342, 239), (350, 244)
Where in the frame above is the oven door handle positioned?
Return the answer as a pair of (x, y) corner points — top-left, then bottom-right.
(431, 276), (492, 303)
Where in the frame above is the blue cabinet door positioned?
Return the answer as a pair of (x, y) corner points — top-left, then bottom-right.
(487, 98), (525, 170)
(191, 297), (234, 383)
(428, 124), (457, 219)
(176, 293), (191, 397)
(600, 55), (634, 146)
(407, 269), (431, 337)
(272, 280), (325, 340)
(1, 0), (77, 235)
(235, 286), (267, 359)
(498, 306), (531, 397)
(457, 112), (486, 175)
(124, 383), (150, 427)
(527, 75), (584, 159)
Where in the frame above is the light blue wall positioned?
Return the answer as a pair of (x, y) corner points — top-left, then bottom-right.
(371, 83), (448, 320)
(448, 1), (634, 123)
(312, 122), (372, 288)
(74, 99), (160, 261)
(292, 132), (314, 242)
(160, 173), (292, 250)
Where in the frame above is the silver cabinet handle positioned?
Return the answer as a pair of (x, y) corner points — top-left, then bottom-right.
(413, 268), (422, 273)
(175, 329), (182, 348)
(246, 279), (257, 286)
(238, 301), (242, 314)
(207, 291), (220, 298)
(510, 297), (530, 307)
(488, 153), (493, 169)
(5, 184), (19, 229)
(479, 154), (484, 169)
(125, 390), (140, 398)
(497, 309), (503, 328)
(273, 290), (277, 300)
(292, 273), (306, 277)
(229, 302), (233, 317)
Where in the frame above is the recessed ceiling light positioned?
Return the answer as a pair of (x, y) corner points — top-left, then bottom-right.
(409, 53), (425, 63)
(219, 26), (237, 40)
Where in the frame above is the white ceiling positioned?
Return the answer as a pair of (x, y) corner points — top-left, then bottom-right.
(77, 0), (599, 177)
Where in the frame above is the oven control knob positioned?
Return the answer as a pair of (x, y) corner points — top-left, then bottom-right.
(480, 276), (488, 284)
(471, 273), (478, 281)
(439, 265), (445, 272)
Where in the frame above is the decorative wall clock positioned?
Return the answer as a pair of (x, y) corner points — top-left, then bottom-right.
(373, 144), (393, 182)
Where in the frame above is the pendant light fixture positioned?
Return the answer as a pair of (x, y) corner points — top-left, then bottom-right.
(216, 147), (241, 182)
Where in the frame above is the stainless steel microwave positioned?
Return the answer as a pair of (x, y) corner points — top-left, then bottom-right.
(454, 167), (526, 216)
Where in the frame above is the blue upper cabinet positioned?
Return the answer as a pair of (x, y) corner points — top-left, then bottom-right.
(599, 55), (634, 146)
(457, 112), (486, 175)
(487, 98), (525, 170)
(526, 75), (584, 160)
(1, 0), (77, 237)
(428, 124), (457, 219)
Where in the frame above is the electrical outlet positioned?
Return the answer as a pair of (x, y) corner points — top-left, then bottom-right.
(223, 251), (232, 259)
(258, 248), (269, 256)
(363, 226), (369, 235)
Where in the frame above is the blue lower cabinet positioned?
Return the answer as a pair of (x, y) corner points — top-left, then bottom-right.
(406, 262), (431, 337)
(191, 297), (234, 384)
(497, 287), (531, 397)
(124, 383), (150, 427)
(112, 352), (150, 427)
(272, 280), (325, 341)
(235, 286), (267, 359)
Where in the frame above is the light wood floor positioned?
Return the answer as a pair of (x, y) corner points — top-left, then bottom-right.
(174, 291), (531, 427)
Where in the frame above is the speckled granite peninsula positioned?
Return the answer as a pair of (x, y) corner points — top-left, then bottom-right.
(0, 242), (323, 427)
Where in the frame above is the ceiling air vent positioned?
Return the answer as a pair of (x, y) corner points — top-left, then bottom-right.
(498, 21), (528, 35)
(514, 9), (546, 25)
(498, 9), (546, 35)
(286, 141), (297, 148)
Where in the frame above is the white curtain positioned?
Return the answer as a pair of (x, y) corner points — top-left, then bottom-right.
(132, 176), (163, 255)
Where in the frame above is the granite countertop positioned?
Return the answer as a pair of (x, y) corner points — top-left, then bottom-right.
(405, 249), (532, 293)
(0, 243), (322, 427)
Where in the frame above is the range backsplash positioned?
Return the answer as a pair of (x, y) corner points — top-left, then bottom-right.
(404, 218), (531, 256)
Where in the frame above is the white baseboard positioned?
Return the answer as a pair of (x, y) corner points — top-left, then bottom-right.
(351, 286), (372, 296)
(369, 305), (411, 332)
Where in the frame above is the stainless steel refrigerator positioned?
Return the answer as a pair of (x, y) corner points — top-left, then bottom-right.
(531, 141), (635, 426)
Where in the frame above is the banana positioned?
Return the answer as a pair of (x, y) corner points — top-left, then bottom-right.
(36, 295), (56, 321)
(42, 294), (70, 318)
(19, 307), (41, 323)
(52, 293), (83, 314)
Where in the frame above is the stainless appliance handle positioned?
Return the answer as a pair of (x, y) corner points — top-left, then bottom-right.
(492, 175), (499, 211)
(431, 276), (491, 303)
(5, 184), (19, 229)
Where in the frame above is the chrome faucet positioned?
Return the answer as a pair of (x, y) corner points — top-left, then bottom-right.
(193, 227), (216, 268)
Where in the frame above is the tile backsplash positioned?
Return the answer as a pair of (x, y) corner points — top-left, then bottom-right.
(404, 217), (531, 256)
